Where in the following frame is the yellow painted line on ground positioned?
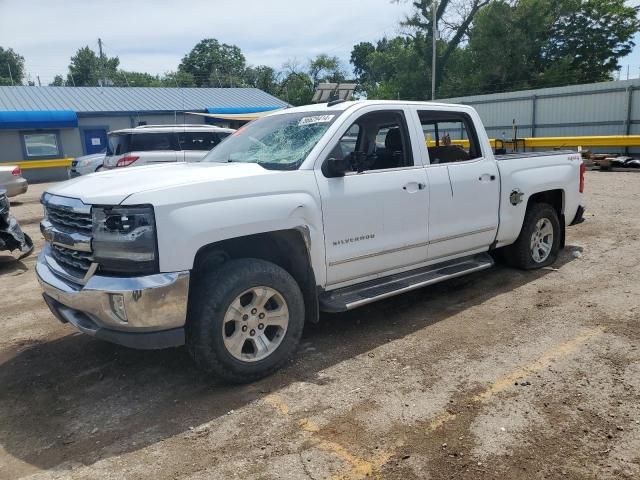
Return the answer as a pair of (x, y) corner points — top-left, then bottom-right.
(264, 394), (391, 479)
(0, 158), (73, 169)
(264, 328), (602, 478)
(425, 327), (604, 436)
(472, 327), (603, 403)
(263, 393), (290, 416)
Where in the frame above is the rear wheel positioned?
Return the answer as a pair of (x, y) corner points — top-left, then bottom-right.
(186, 258), (305, 383)
(504, 203), (561, 270)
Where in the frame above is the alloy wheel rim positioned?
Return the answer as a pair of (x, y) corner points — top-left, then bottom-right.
(222, 286), (289, 362)
(530, 218), (554, 263)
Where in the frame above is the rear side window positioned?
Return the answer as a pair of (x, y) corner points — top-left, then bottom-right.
(129, 133), (176, 151)
(108, 133), (177, 154)
(108, 134), (128, 155)
(418, 110), (482, 164)
(177, 131), (229, 151)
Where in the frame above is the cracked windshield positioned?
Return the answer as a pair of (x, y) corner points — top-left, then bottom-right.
(204, 111), (341, 169)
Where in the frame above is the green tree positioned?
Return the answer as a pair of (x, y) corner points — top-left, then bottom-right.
(442, 0), (640, 96)
(114, 70), (159, 87)
(243, 65), (280, 95)
(50, 74), (65, 86)
(67, 46), (119, 86)
(350, 37), (429, 99)
(398, 0), (491, 95)
(178, 39), (246, 87)
(545, 0), (639, 84)
(278, 61), (314, 105)
(308, 54), (346, 86)
(0, 46), (25, 85)
(156, 71), (196, 87)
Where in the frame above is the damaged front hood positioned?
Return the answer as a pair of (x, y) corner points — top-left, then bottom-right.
(0, 190), (33, 259)
(46, 162), (274, 205)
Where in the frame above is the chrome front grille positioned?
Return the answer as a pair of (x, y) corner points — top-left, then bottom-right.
(41, 194), (95, 283)
(50, 244), (93, 279)
(45, 204), (92, 233)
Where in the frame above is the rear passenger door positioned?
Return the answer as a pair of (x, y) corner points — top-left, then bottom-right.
(178, 131), (229, 162)
(130, 132), (178, 165)
(414, 109), (500, 260)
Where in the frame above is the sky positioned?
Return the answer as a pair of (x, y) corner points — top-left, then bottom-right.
(0, 0), (412, 85)
(1, 0), (639, 85)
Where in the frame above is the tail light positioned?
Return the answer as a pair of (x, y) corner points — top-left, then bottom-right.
(11, 166), (21, 176)
(579, 162), (585, 193)
(116, 156), (139, 168)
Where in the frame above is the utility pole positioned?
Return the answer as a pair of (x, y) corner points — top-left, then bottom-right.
(431, 0), (437, 100)
(98, 38), (106, 86)
(7, 63), (14, 85)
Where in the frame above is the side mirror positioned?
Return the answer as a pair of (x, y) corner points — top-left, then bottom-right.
(323, 157), (350, 177)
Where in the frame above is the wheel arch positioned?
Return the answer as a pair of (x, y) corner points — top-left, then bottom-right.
(191, 228), (319, 324)
(526, 189), (565, 248)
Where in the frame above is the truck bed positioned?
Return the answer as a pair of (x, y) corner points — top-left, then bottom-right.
(495, 150), (576, 161)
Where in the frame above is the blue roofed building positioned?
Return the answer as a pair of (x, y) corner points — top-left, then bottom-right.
(0, 86), (288, 181)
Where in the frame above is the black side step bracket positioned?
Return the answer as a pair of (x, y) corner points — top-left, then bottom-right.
(319, 253), (494, 312)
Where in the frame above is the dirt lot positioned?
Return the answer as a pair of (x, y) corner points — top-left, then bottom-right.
(1, 172), (639, 480)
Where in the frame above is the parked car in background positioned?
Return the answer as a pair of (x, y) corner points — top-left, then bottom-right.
(103, 124), (235, 169)
(69, 150), (107, 177)
(0, 166), (28, 197)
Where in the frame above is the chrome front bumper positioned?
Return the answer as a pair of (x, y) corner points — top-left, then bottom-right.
(36, 250), (190, 349)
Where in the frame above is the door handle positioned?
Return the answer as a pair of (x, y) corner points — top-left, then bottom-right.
(403, 182), (426, 192)
(479, 174), (496, 182)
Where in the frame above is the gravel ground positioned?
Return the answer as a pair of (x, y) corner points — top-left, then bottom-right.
(0, 172), (638, 480)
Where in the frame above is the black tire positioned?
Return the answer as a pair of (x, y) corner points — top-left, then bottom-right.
(503, 203), (561, 270)
(186, 258), (305, 383)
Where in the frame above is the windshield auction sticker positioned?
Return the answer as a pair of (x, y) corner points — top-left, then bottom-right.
(298, 115), (335, 126)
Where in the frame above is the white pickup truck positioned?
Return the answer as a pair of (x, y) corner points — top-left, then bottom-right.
(37, 100), (585, 382)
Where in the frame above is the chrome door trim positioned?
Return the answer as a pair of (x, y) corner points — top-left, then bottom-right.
(328, 241), (429, 267)
(328, 226), (496, 267)
(428, 226), (495, 245)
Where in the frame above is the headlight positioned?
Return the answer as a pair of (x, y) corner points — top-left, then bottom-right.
(92, 205), (158, 275)
(79, 159), (90, 167)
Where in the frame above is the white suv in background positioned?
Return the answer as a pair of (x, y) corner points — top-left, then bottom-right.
(104, 124), (235, 169)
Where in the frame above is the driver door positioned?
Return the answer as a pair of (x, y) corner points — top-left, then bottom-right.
(314, 106), (429, 287)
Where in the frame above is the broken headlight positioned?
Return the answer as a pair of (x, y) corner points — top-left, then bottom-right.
(92, 205), (158, 275)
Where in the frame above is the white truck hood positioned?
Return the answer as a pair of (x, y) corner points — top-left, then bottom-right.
(47, 162), (273, 205)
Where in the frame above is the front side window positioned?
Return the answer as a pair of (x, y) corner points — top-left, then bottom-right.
(203, 111), (342, 170)
(418, 111), (482, 164)
(23, 132), (59, 157)
(327, 110), (413, 173)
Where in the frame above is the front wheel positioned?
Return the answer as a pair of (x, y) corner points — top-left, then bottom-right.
(504, 203), (561, 270)
(186, 258), (305, 383)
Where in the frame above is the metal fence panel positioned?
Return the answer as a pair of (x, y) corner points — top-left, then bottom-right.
(442, 79), (640, 153)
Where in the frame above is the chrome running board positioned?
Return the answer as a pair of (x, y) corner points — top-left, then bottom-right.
(319, 253), (494, 312)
